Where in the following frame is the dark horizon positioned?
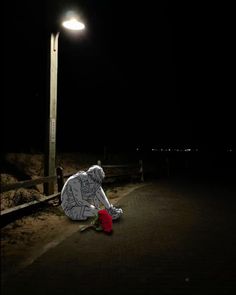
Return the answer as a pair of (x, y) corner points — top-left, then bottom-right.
(2, 143), (235, 154)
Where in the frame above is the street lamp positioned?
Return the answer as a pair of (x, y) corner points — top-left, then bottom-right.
(45, 16), (85, 195)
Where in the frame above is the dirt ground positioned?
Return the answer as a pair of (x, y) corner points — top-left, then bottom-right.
(1, 182), (147, 281)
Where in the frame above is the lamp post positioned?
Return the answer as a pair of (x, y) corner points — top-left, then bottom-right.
(45, 17), (85, 195)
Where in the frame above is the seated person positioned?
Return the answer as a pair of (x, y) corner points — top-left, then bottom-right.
(61, 165), (123, 220)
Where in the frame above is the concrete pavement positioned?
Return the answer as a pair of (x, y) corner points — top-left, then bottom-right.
(2, 177), (236, 294)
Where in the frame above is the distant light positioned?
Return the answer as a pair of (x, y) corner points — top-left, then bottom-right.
(62, 18), (85, 31)
(185, 148), (191, 152)
(136, 148), (139, 151)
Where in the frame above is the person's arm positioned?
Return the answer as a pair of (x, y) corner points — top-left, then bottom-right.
(95, 186), (111, 209)
(70, 178), (93, 207)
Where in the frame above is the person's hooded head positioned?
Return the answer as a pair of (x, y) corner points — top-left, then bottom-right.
(87, 165), (105, 184)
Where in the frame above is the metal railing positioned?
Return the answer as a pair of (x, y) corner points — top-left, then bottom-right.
(1, 160), (144, 226)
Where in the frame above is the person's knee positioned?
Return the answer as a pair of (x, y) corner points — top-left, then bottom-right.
(84, 207), (98, 217)
(69, 215), (87, 221)
(65, 208), (87, 221)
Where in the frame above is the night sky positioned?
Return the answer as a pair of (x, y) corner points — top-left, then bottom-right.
(3, 0), (235, 152)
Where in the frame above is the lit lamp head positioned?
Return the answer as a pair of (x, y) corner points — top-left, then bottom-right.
(62, 18), (85, 31)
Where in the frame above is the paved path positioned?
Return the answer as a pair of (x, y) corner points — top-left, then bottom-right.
(2, 177), (236, 294)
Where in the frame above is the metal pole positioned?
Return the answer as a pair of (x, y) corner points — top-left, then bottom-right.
(139, 160), (144, 182)
(45, 32), (60, 195)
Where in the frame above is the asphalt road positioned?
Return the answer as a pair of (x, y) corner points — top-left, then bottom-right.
(2, 176), (236, 295)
